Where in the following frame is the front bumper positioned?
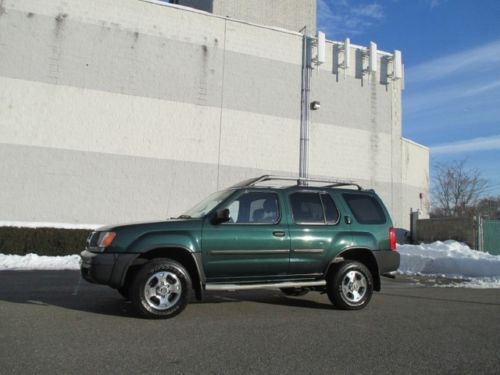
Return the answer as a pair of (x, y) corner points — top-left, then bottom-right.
(373, 250), (400, 274)
(80, 250), (116, 285)
(80, 250), (137, 287)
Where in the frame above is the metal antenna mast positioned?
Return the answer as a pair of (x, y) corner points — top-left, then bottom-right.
(299, 29), (313, 186)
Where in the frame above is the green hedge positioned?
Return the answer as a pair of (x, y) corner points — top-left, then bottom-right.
(0, 227), (92, 256)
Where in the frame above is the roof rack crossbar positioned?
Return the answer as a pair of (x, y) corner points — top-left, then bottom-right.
(230, 175), (362, 190)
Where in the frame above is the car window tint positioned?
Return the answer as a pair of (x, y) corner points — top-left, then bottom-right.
(343, 193), (386, 224)
(320, 194), (339, 224)
(290, 192), (325, 223)
(224, 192), (279, 224)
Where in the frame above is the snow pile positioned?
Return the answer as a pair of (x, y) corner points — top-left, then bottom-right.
(398, 240), (500, 288)
(0, 253), (81, 271)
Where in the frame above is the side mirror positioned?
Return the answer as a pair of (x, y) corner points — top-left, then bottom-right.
(212, 208), (230, 225)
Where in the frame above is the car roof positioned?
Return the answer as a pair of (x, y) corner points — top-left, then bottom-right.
(230, 185), (376, 195)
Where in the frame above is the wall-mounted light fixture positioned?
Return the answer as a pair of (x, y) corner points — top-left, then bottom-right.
(310, 101), (321, 110)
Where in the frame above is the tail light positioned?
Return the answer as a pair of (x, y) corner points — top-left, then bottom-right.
(389, 227), (396, 251)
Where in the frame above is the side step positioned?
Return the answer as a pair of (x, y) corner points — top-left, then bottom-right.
(205, 280), (326, 291)
(382, 272), (396, 279)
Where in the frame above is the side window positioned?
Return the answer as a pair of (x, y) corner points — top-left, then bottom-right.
(343, 193), (386, 224)
(223, 192), (280, 224)
(321, 193), (340, 224)
(290, 192), (340, 225)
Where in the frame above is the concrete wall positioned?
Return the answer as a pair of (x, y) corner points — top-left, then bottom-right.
(402, 138), (430, 220)
(0, 0), (427, 228)
(175, 0), (317, 32)
(213, 0), (316, 33)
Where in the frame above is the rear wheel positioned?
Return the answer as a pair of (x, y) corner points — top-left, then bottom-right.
(131, 259), (191, 319)
(327, 261), (373, 310)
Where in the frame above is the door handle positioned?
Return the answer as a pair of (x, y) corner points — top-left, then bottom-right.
(273, 231), (286, 237)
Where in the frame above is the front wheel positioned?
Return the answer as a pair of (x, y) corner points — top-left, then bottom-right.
(131, 259), (192, 319)
(117, 285), (130, 300)
(327, 261), (373, 310)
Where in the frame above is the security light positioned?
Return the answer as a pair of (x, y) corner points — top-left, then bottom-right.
(310, 101), (321, 110)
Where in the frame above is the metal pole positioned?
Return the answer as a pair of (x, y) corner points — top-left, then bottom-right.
(299, 32), (312, 185)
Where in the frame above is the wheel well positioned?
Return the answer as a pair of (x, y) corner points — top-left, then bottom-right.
(328, 248), (381, 291)
(124, 247), (203, 300)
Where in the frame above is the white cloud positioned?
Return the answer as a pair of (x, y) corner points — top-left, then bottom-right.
(431, 135), (500, 155)
(464, 80), (500, 96)
(405, 78), (500, 114)
(428, 0), (447, 9)
(352, 3), (384, 20)
(406, 39), (500, 84)
(317, 0), (384, 37)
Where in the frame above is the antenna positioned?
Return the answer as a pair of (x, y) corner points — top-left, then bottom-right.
(314, 31), (326, 65)
(393, 50), (402, 79)
(369, 42), (377, 72)
(344, 38), (350, 69)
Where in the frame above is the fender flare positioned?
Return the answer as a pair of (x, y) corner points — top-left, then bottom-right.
(114, 245), (205, 300)
(325, 247), (381, 291)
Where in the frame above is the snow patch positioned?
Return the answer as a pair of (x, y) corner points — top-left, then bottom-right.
(0, 253), (81, 271)
(1, 240), (499, 290)
(440, 278), (500, 289)
(397, 240), (500, 288)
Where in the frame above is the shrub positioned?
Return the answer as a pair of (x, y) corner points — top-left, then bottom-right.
(0, 227), (91, 256)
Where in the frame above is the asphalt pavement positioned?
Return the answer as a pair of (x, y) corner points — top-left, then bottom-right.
(0, 271), (499, 374)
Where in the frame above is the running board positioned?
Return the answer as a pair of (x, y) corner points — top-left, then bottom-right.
(205, 280), (326, 291)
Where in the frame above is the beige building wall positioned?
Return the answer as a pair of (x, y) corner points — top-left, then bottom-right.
(401, 139), (430, 219)
(0, 0), (428, 229)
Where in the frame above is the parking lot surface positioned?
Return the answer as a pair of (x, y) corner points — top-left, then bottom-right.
(0, 271), (499, 374)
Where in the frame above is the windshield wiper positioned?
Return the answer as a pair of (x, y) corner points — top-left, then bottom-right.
(177, 214), (192, 219)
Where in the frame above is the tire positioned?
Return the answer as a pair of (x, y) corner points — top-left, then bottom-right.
(280, 287), (309, 297)
(117, 285), (130, 300)
(326, 261), (373, 310)
(131, 259), (192, 319)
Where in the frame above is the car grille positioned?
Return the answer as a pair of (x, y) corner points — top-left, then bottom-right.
(87, 231), (100, 248)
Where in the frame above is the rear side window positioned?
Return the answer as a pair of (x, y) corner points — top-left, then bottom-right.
(343, 193), (386, 224)
(290, 192), (339, 224)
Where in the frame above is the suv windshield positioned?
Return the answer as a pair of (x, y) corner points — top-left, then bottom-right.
(180, 190), (233, 218)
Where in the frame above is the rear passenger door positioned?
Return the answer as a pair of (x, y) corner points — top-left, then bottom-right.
(287, 191), (352, 276)
(342, 192), (390, 250)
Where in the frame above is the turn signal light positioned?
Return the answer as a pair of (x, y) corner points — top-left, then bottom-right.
(98, 232), (116, 248)
(389, 227), (396, 251)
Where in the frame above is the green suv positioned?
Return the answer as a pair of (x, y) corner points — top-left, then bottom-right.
(81, 175), (399, 319)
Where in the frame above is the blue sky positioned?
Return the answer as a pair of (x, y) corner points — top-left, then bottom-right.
(317, 0), (500, 196)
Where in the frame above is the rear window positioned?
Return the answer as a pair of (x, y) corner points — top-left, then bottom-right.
(343, 193), (386, 224)
(289, 192), (339, 224)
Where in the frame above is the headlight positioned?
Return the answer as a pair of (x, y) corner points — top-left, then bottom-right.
(97, 232), (116, 249)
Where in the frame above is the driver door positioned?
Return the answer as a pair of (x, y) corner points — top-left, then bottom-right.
(202, 190), (290, 282)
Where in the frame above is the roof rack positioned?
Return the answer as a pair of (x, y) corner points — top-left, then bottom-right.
(230, 175), (363, 190)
